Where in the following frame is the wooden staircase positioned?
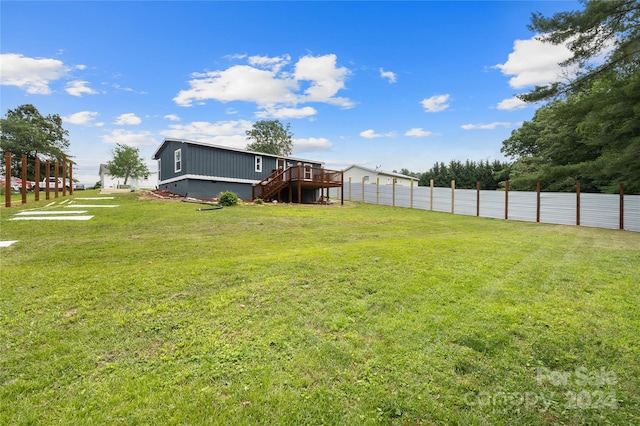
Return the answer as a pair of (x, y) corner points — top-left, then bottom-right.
(253, 167), (289, 200)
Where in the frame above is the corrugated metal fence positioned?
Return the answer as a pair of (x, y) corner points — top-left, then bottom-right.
(331, 180), (640, 232)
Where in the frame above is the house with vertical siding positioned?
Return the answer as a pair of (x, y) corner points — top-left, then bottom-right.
(151, 138), (343, 203)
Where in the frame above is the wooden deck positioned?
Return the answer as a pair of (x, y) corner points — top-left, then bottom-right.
(252, 165), (343, 204)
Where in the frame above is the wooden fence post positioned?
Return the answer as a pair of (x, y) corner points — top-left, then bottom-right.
(21, 154), (28, 204)
(430, 179), (434, 211)
(361, 176), (365, 203)
(54, 161), (59, 198)
(4, 152), (11, 207)
(392, 179), (396, 207)
(62, 155), (67, 196)
(376, 177), (380, 205)
(476, 181), (480, 217)
(576, 180), (581, 226)
(410, 180), (414, 209)
(619, 183), (624, 230)
(69, 161), (73, 195)
(451, 180), (455, 214)
(45, 160), (51, 200)
(504, 180), (509, 220)
(341, 171), (344, 206)
(536, 181), (541, 223)
(35, 157), (40, 201)
(348, 177), (352, 201)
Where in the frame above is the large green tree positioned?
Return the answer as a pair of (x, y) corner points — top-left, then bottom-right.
(106, 143), (150, 186)
(0, 104), (70, 179)
(502, 0), (640, 193)
(245, 120), (293, 156)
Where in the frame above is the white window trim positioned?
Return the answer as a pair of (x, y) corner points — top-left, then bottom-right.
(174, 148), (182, 173)
(255, 155), (263, 173)
(303, 163), (313, 180)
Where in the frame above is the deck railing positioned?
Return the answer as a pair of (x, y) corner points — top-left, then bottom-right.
(252, 165), (343, 201)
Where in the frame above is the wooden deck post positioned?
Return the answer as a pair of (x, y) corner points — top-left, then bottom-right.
(321, 168), (325, 204)
(297, 164), (302, 203)
(69, 161), (73, 195)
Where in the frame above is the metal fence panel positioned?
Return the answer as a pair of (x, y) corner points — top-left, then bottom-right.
(337, 180), (638, 232)
(625, 195), (640, 232)
(454, 189), (476, 216)
(479, 190), (505, 219)
(509, 191), (537, 223)
(432, 187), (451, 213)
(540, 193), (576, 226)
(581, 193), (619, 230)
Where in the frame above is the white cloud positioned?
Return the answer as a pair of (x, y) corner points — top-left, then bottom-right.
(248, 54), (290, 72)
(101, 129), (157, 146)
(174, 65), (298, 107)
(160, 119), (253, 150)
(461, 122), (514, 130)
(294, 54), (353, 107)
(496, 97), (527, 111)
(114, 113), (142, 125)
(164, 114), (181, 121)
(0, 53), (69, 94)
(255, 106), (317, 119)
(495, 35), (573, 89)
(405, 128), (433, 137)
(380, 68), (397, 83)
(65, 80), (97, 97)
(293, 137), (332, 153)
(63, 111), (99, 125)
(421, 94), (450, 112)
(360, 129), (395, 139)
(174, 53), (353, 110)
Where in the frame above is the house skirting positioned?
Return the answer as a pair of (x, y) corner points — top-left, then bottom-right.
(158, 175), (258, 200)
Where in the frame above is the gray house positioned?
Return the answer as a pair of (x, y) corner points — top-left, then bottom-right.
(152, 138), (342, 202)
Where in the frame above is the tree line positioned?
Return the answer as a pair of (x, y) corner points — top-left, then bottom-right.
(399, 160), (511, 190)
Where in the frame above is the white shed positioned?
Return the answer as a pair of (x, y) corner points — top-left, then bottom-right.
(99, 164), (158, 190)
(342, 165), (418, 186)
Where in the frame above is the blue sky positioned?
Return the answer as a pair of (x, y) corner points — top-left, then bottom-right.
(1, 1), (582, 185)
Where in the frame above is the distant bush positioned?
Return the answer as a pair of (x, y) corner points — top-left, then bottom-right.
(219, 191), (239, 206)
(254, 198), (263, 204)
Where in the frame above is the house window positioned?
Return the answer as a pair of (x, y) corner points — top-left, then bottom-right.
(158, 159), (162, 181)
(255, 155), (263, 173)
(364, 176), (370, 182)
(174, 149), (182, 173)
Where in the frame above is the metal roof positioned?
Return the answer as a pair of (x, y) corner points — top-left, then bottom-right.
(151, 138), (325, 165)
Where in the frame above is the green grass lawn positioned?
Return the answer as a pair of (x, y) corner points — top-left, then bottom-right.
(1, 191), (638, 425)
